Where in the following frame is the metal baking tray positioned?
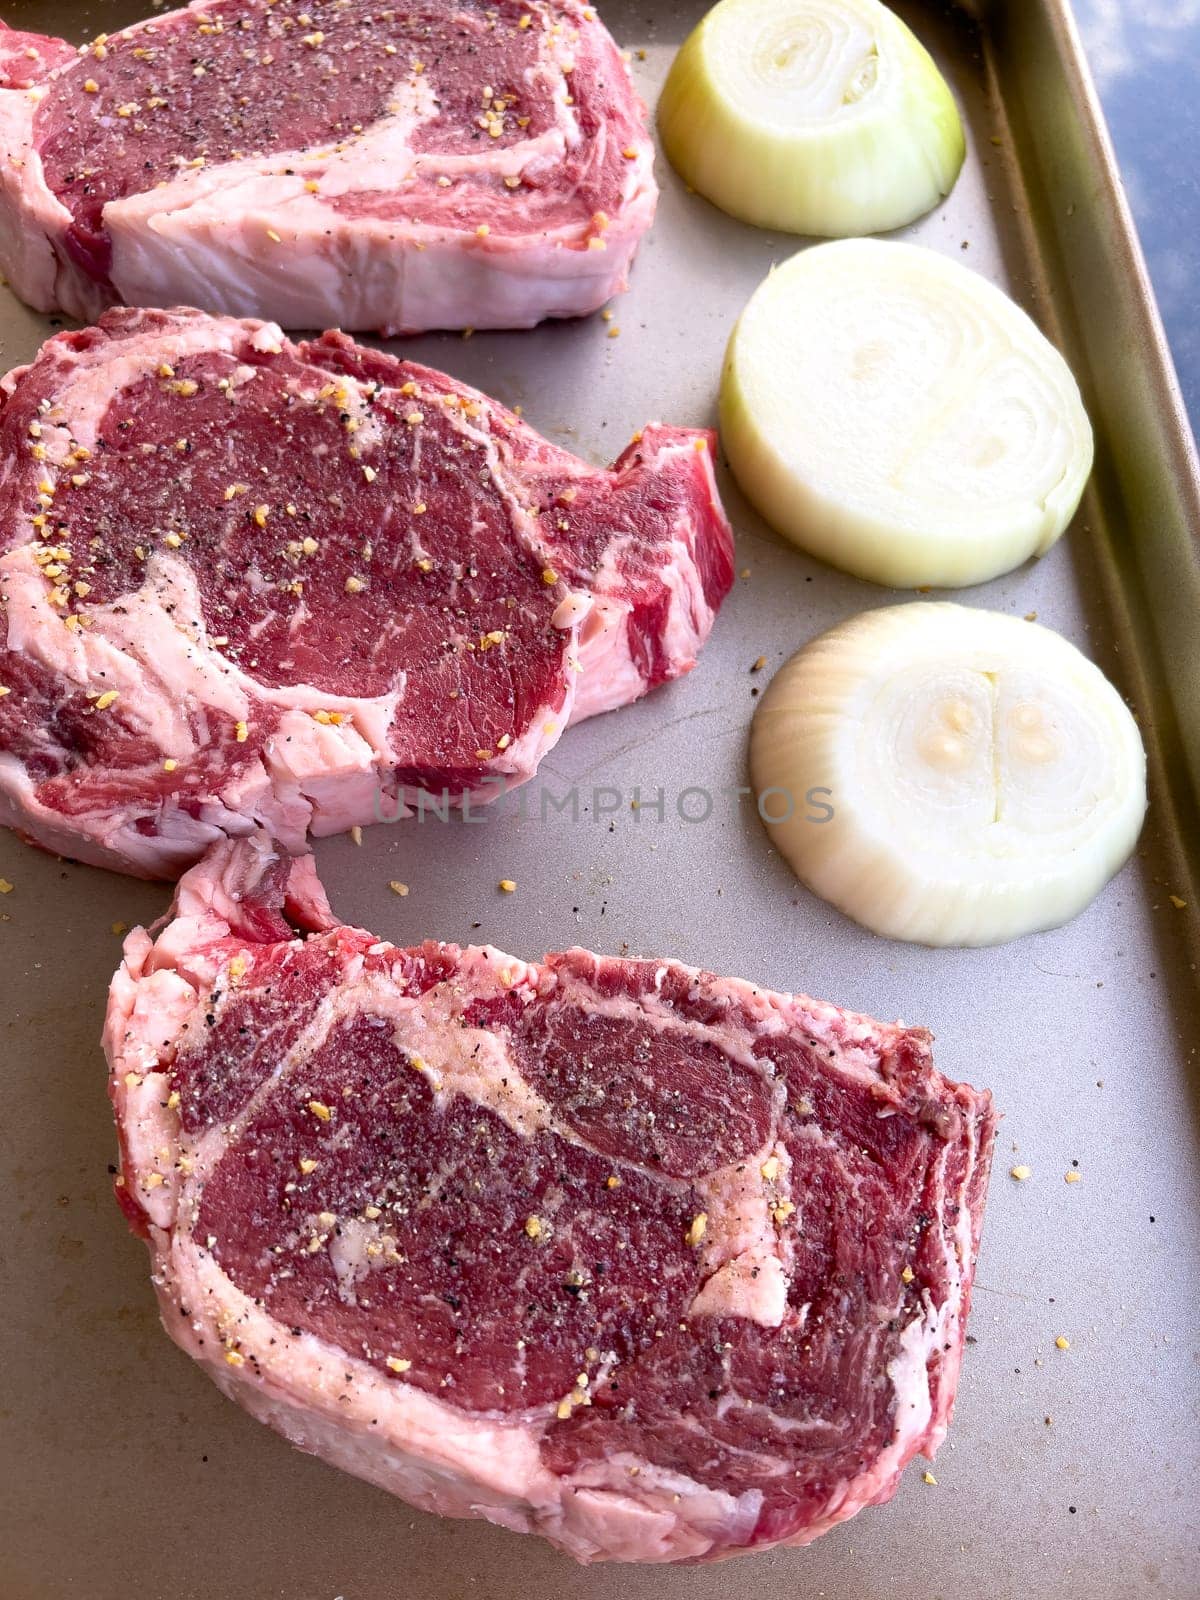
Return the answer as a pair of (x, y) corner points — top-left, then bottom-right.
(2, 1), (1198, 1595)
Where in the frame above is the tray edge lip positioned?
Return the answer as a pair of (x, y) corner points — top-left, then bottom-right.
(1037, 0), (1200, 503)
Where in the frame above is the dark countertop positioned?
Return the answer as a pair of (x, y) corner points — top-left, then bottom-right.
(1076, 0), (1200, 439)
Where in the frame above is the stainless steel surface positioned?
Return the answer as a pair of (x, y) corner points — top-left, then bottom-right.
(2, 2), (1198, 1596)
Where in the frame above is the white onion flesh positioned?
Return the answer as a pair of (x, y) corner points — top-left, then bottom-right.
(750, 603), (1146, 946)
(721, 239), (1095, 588)
(658, 0), (964, 237)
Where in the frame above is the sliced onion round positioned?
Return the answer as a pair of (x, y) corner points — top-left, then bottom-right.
(721, 239), (1095, 588)
(750, 603), (1146, 946)
(658, 0), (965, 237)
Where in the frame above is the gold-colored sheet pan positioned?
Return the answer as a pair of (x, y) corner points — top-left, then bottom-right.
(1, 2), (1198, 1595)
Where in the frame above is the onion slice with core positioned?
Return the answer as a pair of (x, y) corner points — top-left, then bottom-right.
(721, 239), (1095, 588)
(658, 0), (965, 236)
(750, 603), (1146, 947)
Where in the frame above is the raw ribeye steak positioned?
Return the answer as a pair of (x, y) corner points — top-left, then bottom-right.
(0, 20), (75, 89)
(107, 833), (996, 1564)
(0, 306), (733, 877)
(0, 0), (656, 332)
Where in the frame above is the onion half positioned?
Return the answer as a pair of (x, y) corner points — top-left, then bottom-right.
(658, 0), (965, 237)
(721, 240), (1095, 588)
(750, 604), (1146, 946)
